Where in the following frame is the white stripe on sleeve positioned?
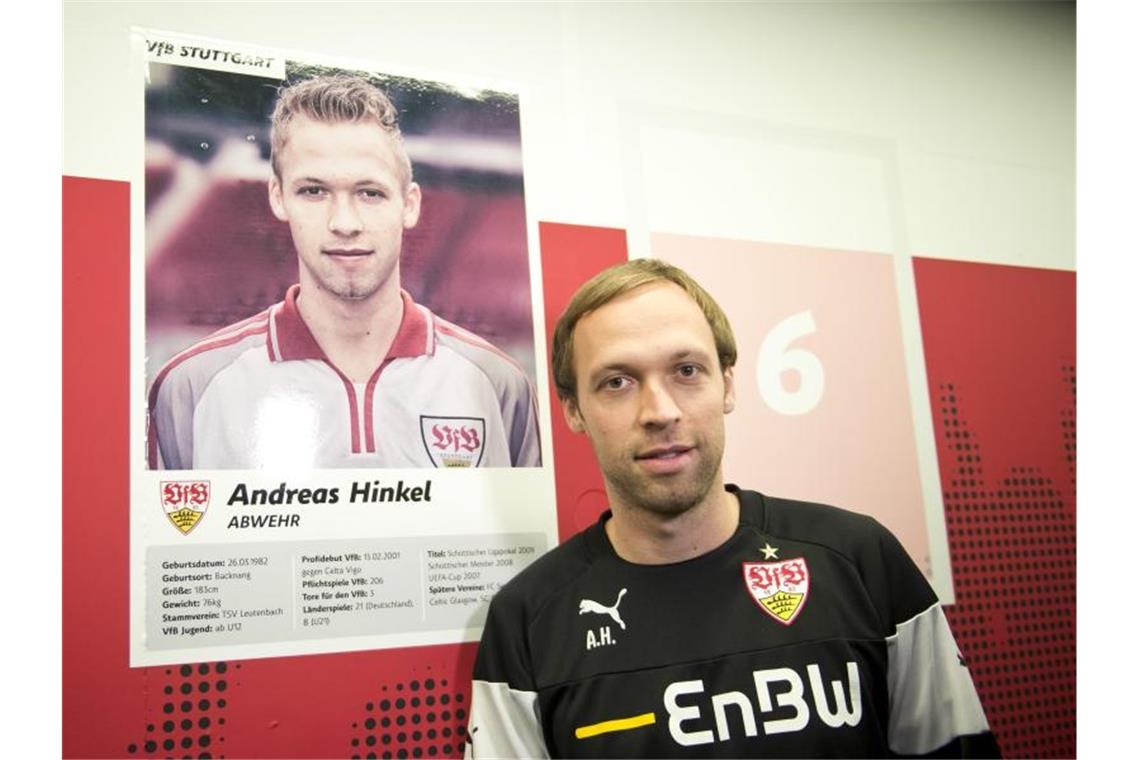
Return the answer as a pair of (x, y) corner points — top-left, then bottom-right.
(887, 602), (990, 755)
(466, 679), (548, 759)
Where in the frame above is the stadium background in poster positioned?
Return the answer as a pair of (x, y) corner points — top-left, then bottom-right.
(144, 50), (535, 392)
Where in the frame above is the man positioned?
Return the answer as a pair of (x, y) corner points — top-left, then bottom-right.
(148, 75), (540, 470)
(467, 259), (998, 757)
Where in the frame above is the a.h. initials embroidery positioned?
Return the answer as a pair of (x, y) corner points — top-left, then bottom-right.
(580, 588), (628, 651)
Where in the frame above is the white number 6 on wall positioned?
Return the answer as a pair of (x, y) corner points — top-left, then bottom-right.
(756, 311), (825, 415)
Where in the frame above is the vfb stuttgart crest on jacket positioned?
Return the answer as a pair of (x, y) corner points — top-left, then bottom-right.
(161, 481), (210, 535)
(743, 557), (810, 625)
(420, 416), (486, 467)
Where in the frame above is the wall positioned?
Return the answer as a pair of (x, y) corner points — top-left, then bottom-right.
(65, 1), (1074, 269)
(63, 2), (1075, 758)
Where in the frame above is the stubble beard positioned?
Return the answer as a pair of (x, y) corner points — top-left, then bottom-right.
(603, 437), (724, 519)
(323, 279), (381, 301)
(302, 253), (398, 303)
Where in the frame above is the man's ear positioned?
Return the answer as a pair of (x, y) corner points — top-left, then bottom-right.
(722, 366), (736, 415)
(268, 175), (288, 222)
(560, 395), (586, 434)
(402, 181), (422, 229)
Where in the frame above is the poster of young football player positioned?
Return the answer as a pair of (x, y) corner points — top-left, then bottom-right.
(130, 28), (555, 666)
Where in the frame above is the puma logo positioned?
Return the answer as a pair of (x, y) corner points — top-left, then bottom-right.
(579, 588), (628, 630)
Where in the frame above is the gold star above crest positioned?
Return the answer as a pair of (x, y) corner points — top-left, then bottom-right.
(761, 543), (779, 560)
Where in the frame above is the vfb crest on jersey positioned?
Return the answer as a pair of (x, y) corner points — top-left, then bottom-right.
(420, 416), (486, 467)
(161, 481), (210, 535)
(743, 557), (810, 625)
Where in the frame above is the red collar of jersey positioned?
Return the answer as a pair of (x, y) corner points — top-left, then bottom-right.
(268, 284), (433, 363)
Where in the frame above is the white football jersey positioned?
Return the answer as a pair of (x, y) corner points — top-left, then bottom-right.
(148, 286), (541, 470)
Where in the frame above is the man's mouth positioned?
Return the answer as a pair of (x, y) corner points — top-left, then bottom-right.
(633, 446), (693, 464)
(323, 248), (372, 257)
(634, 445), (695, 475)
(635, 445), (694, 461)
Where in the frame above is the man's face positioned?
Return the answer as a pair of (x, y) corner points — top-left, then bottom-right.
(269, 116), (421, 303)
(561, 281), (735, 517)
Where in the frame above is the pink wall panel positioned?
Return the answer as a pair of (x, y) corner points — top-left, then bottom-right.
(653, 234), (931, 575)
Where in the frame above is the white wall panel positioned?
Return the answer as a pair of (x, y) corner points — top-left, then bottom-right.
(65, 0), (1074, 269)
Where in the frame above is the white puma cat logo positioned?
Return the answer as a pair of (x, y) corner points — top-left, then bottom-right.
(578, 588), (628, 630)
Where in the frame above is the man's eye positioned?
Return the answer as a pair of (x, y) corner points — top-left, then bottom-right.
(602, 376), (630, 391)
(678, 364), (701, 378)
(297, 186), (326, 197)
(359, 188), (387, 200)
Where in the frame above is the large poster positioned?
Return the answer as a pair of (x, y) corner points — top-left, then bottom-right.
(129, 29), (556, 666)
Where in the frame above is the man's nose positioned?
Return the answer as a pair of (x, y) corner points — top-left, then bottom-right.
(327, 196), (363, 236)
(638, 379), (681, 428)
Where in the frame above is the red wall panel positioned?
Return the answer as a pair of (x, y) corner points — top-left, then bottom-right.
(914, 257), (1076, 759)
(537, 223), (628, 541)
(63, 176), (142, 756)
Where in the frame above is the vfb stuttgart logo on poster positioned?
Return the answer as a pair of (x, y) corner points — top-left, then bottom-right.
(420, 416), (486, 467)
(161, 481), (210, 535)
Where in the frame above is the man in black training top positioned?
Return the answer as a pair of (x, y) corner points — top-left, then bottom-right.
(466, 258), (999, 758)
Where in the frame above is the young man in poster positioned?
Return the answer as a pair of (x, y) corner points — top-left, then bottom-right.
(467, 259), (999, 757)
(148, 76), (541, 470)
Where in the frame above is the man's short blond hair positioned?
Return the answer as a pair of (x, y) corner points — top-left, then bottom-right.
(270, 74), (413, 185)
(551, 258), (738, 401)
